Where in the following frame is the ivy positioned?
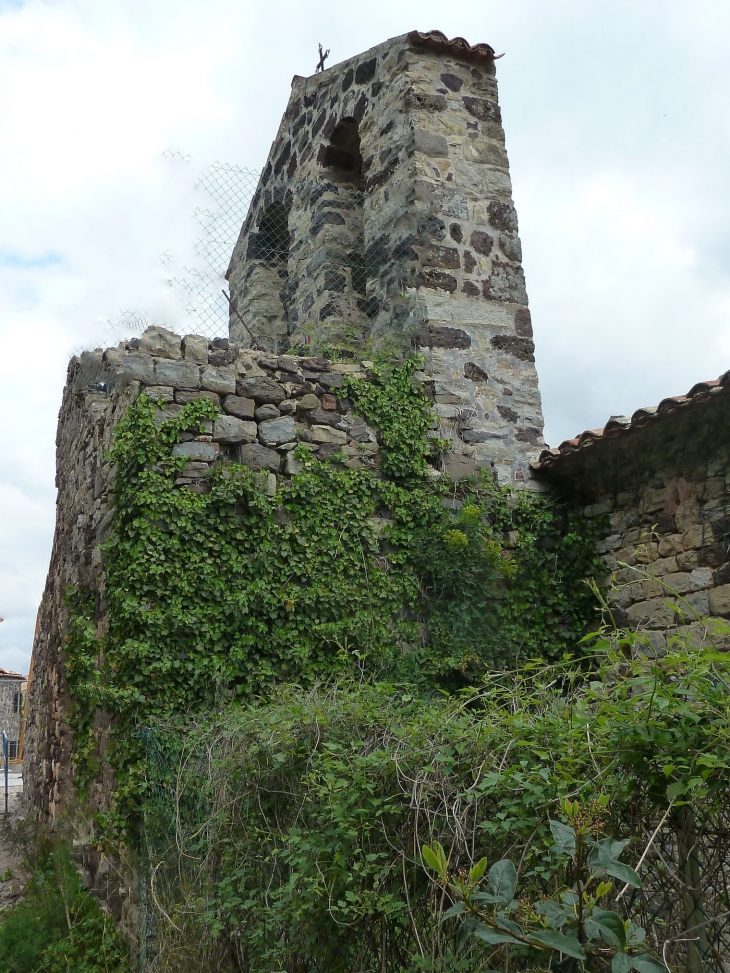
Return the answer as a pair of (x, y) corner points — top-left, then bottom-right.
(345, 357), (434, 478)
(62, 361), (604, 836)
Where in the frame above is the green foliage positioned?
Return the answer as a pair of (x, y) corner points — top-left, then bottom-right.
(423, 798), (663, 970)
(62, 362), (603, 836)
(142, 633), (730, 970)
(345, 358), (435, 478)
(0, 841), (128, 973)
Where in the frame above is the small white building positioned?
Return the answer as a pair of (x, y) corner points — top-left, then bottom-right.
(0, 668), (26, 762)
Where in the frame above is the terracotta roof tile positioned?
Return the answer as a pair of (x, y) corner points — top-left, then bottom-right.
(0, 668), (25, 680)
(407, 30), (500, 62)
(534, 369), (730, 470)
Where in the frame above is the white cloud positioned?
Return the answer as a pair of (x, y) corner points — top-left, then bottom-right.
(1, 0), (730, 673)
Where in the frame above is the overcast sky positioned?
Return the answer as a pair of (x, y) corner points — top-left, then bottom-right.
(1, 0), (729, 676)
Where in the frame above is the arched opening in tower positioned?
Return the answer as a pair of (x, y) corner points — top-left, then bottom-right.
(294, 117), (374, 352)
(322, 118), (363, 187)
(251, 199), (291, 262)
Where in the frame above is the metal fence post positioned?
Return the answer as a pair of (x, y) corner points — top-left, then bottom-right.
(3, 731), (8, 815)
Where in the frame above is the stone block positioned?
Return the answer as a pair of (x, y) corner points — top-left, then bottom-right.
(685, 591), (710, 616)
(182, 462), (210, 477)
(634, 542), (659, 564)
(297, 393), (320, 411)
(237, 377), (286, 404)
(139, 326), (181, 359)
(283, 451), (303, 475)
(689, 567), (713, 590)
(201, 366), (236, 395)
(254, 471), (278, 497)
(171, 442), (217, 462)
(651, 556), (678, 576)
(626, 598), (676, 630)
(238, 444), (281, 473)
(311, 425), (347, 445)
(709, 584), (730, 617)
(642, 578), (666, 599)
(213, 416), (257, 444)
(255, 404), (281, 421)
(223, 395), (256, 419)
(414, 129), (449, 157)
(318, 373), (344, 389)
(258, 416), (296, 446)
(156, 359), (200, 388)
(583, 500), (614, 517)
(182, 335), (208, 365)
(152, 404), (183, 425)
(308, 408), (347, 429)
(683, 525), (705, 550)
(143, 386), (174, 403)
(677, 549), (700, 571)
(174, 390), (220, 406)
(442, 453), (477, 480)
(661, 572), (691, 595)
(115, 353), (155, 385)
(318, 443), (344, 461)
(348, 419), (376, 444)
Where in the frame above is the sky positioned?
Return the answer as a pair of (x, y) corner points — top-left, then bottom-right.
(1, 0), (729, 675)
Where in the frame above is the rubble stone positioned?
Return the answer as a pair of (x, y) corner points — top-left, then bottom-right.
(156, 360), (200, 388)
(201, 366), (236, 395)
(213, 416), (257, 444)
(258, 416), (296, 446)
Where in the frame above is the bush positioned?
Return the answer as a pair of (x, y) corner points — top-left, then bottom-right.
(0, 840), (128, 973)
(141, 626), (730, 971)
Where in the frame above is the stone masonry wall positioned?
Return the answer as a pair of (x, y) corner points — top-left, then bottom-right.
(26, 323), (502, 831)
(539, 388), (730, 649)
(226, 30), (544, 484)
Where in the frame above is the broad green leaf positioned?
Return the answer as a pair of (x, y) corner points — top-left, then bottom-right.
(469, 857), (487, 884)
(471, 892), (502, 904)
(612, 953), (632, 973)
(590, 837), (631, 860)
(422, 844), (446, 877)
(667, 781), (687, 800)
(432, 841), (448, 871)
(602, 860), (642, 888)
(441, 902), (464, 921)
(549, 820), (576, 855)
(631, 956), (667, 973)
(626, 921), (647, 946)
(592, 909), (627, 950)
(487, 859), (517, 904)
(471, 922), (518, 946)
(494, 914), (523, 936)
(527, 929), (585, 960)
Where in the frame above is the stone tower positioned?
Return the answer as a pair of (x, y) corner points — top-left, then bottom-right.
(227, 30), (544, 482)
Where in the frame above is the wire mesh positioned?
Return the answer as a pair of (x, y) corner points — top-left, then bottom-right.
(104, 161), (261, 342)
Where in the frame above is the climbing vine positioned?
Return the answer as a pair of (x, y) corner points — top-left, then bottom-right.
(63, 360), (604, 834)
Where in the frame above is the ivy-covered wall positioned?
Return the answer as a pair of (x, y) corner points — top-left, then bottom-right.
(24, 328), (603, 934)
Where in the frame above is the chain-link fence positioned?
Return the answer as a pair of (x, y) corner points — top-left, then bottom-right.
(103, 161), (261, 343)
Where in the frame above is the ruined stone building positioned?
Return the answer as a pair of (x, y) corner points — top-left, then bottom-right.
(24, 29), (730, 838)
